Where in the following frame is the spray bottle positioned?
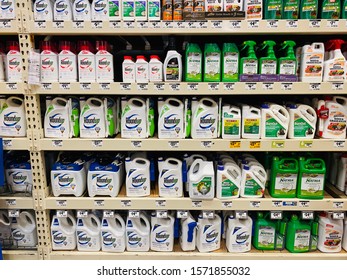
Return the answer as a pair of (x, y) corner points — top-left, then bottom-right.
(323, 39), (346, 82)
(277, 41), (297, 81)
(321, 0), (341, 19)
(258, 40), (277, 78)
(239, 41), (258, 79)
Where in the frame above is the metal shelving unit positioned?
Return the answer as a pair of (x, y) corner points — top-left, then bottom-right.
(0, 195), (35, 209)
(1, 250), (39, 260)
(0, 82), (25, 94)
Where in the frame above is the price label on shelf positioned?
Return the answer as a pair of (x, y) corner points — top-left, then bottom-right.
(281, 83), (293, 91)
(333, 202), (344, 209)
(0, 20), (12, 29)
(153, 83), (164, 91)
(103, 210), (114, 218)
(236, 211), (248, 220)
(229, 20), (241, 29)
(223, 83), (235, 91)
(80, 83), (91, 90)
(229, 141), (241, 149)
(137, 83), (148, 91)
(56, 200), (67, 207)
(270, 211), (283, 220)
(208, 83), (219, 91)
(156, 210), (168, 218)
(92, 21), (103, 29)
(123, 21), (135, 28)
(73, 21), (85, 29)
(137, 21), (148, 29)
(271, 141), (285, 148)
(76, 210), (88, 218)
(300, 141), (313, 148)
(57, 210), (67, 217)
(150, 21), (161, 28)
(192, 200), (202, 207)
(211, 20), (222, 28)
(301, 211), (314, 220)
(120, 83), (131, 91)
(59, 83), (70, 90)
(262, 83), (274, 90)
(163, 21), (173, 28)
(6, 199), (16, 206)
(333, 212), (345, 220)
(186, 21), (196, 28)
(272, 201), (282, 208)
(168, 141), (179, 148)
(175, 21), (185, 28)
(201, 141), (212, 148)
(222, 201), (232, 208)
(53, 21), (64, 28)
(187, 83), (198, 91)
(309, 20), (321, 28)
(197, 21), (208, 29)
(3, 140), (12, 148)
(286, 20), (298, 28)
(177, 210), (188, 219)
(334, 141), (345, 148)
(8, 210), (20, 217)
(6, 83), (17, 90)
(203, 211), (215, 219)
(121, 200), (131, 207)
(299, 201), (310, 208)
(131, 141), (142, 148)
(35, 21), (46, 29)
(169, 83), (180, 91)
(247, 20), (259, 29)
(309, 83), (321, 91)
(99, 83), (110, 90)
(156, 200), (166, 207)
(327, 20), (339, 28)
(42, 83), (52, 90)
(52, 140), (63, 147)
(266, 20), (278, 28)
(332, 83), (344, 91)
(94, 200), (105, 207)
(129, 210), (140, 218)
(283, 201), (297, 207)
(250, 201), (260, 208)
(92, 140), (103, 147)
(245, 83), (256, 90)
(250, 141), (261, 149)
(109, 21), (121, 29)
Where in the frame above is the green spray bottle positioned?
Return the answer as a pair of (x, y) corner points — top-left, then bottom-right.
(258, 41), (277, 75)
(285, 214), (311, 253)
(264, 0), (282, 19)
(277, 41), (297, 78)
(282, 0), (300, 19)
(309, 218), (318, 251)
(185, 43), (202, 82)
(321, 0), (341, 19)
(253, 212), (277, 250)
(203, 43), (221, 82)
(275, 218), (287, 250)
(239, 41), (258, 75)
(70, 97), (80, 137)
(222, 43), (239, 82)
(343, 0), (347, 18)
(300, 0), (318, 19)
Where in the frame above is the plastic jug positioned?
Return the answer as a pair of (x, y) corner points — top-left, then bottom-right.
(241, 104), (261, 139)
(80, 97), (106, 138)
(222, 104), (241, 139)
(158, 98), (185, 139)
(336, 154), (347, 192)
(180, 211), (197, 251)
(191, 97), (219, 139)
(0, 97), (27, 137)
(76, 213), (101, 251)
(121, 98), (148, 138)
(11, 211), (37, 247)
(318, 212), (343, 253)
(150, 212), (175, 251)
(126, 213), (150, 252)
(158, 157), (183, 197)
(188, 158), (215, 200)
(288, 104), (317, 139)
(6, 41), (22, 82)
(34, 0), (54, 21)
(101, 214), (126, 252)
(54, 0), (73, 21)
(125, 156), (150, 197)
(183, 154), (207, 192)
(300, 43), (324, 82)
(329, 153), (340, 186)
(253, 212), (276, 250)
(72, 0), (92, 21)
(226, 214), (252, 253)
(0, 210), (11, 246)
(196, 213), (221, 252)
(216, 162), (241, 199)
(91, 0), (109, 21)
(286, 214), (311, 253)
(51, 212), (77, 250)
(240, 164), (267, 198)
(261, 103), (290, 139)
(88, 155), (124, 197)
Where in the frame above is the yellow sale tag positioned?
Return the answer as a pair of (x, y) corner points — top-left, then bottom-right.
(250, 141), (261, 149)
(229, 141), (241, 148)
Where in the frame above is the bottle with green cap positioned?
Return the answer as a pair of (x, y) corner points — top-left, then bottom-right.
(253, 212), (277, 250)
(277, 41), (297, 81)
(282, 0), (300, 19)
(286, 214), (311, 253)
(309, 219), (319, 251)
(258, 41), (277, 80)
(300, 0), (318, 19)
(222, 43), (239, 82)
(239, 41), (258, 77)
(321, 0), (341, 19)
(264, 0), (282, 19)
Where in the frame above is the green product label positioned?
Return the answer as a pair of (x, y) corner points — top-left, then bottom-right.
(148, 1), (160, 18)
(275, 233), (284, 249)
(301, 0), (317, 19)
(123, 1), (134, 18)
(135, 1), (146, 17)
(258, 226), (275, 249)
(322, 1), (341, 19)
(293, 116), (314, 137)
(300, 173), (325, 197)
(266, 0), (282, 19)
(223, 114), (240, 136)
(294, 229), (310, 251)
(244, 174), (263, 196)
(265, 114), (286, 138)
(109, 0), (120, 17)
(192, 177), (212, 196)
(274, 173), (297, 195)
(186, 53), (202, 81)
(223, 52), (238, 81)
(221, 175), (239, 197)
(204, 52), (221, 81)
(310, 235), (318, 251)
(243, 118), (260, 134)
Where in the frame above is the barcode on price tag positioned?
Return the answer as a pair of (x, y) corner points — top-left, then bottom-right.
(301, 211), (314, 220)
(129, 210), (140, 218)
(250, 201), (260, 208)
(156, 200), (166, 207)
(76, 210), (88, 218)
(8, 210), (20, 217)
(57, 210), (67, 217)
(121, 200), (131, 207)
(333, 212), (345, 220)
(92, 140), (103, 147)
(156, 210), (168, 218)
(334, 141), (345, 148)
(154, 83), (164, 90)
(94, 200), (105, 207)
(192, 201), (202, 207)
(286, 20), (298, 28)
(236, 211), (248, 219)
(203, 211), (214, 219)
(56, 200), (67, 207)
(270, 211), (282, 220)
(103, 210), (114, 218)
(177, 210), (188, 218)
(299, 201), (310, 208)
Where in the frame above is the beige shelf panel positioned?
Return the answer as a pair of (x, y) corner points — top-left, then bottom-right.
(33, 82), (347, 95)
(2, 138), (31, 150)
(28, 19), (347, 35)
(0, 19), (19, 34)
(2, 250), (39, 260)
(0, 195), (34, 209)
(0, 82), (25, 94)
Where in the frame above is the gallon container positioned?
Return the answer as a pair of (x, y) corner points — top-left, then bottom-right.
(0, 210), (11, 246)
(73, 0), (92, 21)
(323, 39), (345, 82)
(300, 43), (324, 82)
(54, 0), (73, 21)
(329, 153), (340, 186)
(222, 43), (239, 82)
(40, 41), (58, 83)
(297, 158), (326, 200)
(191, 97), (218, 139)
(285, 214), (311, 253)
(188, 158), (215, 200)
(261, 103), (289, 139)
(122, 56), (135, 82)
(222, 104), (241, 139)
(183, 153), (207, 192)
(51, 212), (77, 250)
(80, 97), (106, 138)
(158, 157), (183, 197)
(180, 211), (197, 251)
(240, 164), (267, 198)
(88, 155), (124, 197)
(101, 214), (126, 252)
(76, 213), (101, 251)
(11, 211), (37, 247)
(241, 104), (261, 139)
(336, 154), (347, 192)
(34, 0), (54, 21)
(318, 212), (343, 253)
(216, 162), (241, 199)
(288, 104), (317, 139)
(126, 212), (150, 251)
(0, 96), (27, 137)
(342, 217), (347, 251)
(269, 157), (298, 198)
(253, 212), (276, 250)
(226, 215), (252, 253)
(121, 97), (148, 138)
(196, 213), (221, 252)
(125, 156), (150, 197)
(151, 212), (175, 251)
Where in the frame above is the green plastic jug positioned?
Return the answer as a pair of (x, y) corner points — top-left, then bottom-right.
(253, 212), (277, 250)
(285, 214), (311, 253)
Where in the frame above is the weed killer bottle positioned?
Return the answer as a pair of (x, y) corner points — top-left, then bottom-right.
(6, 41), (22, 82)
(58, 41), (77, 82)
(164, 37), (182, 82)
(40, 41), (58, 83)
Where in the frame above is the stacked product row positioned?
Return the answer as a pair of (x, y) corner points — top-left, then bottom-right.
(50, 210), (347, 253)
(44, 96), (347, 140)
(0, 41), (23, 83)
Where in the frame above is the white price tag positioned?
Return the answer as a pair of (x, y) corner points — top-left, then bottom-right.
(334, 141), (345, 148)
(163, 21), (173, 28)
(197, 21), (207, 29)
(333, 212), (345, 220)
(109, 21), (121, 29)
(230, 20), (241, 29)
(56, 200), (67, 207)
(73, 21), (85, 29)
(201, 141), (212, 148)
(6, 199), (16, 206)
(3, 139), (12, 148)
(120, 83), (131, 90)
(53, 21), (64, 28)
(103, 210), (114, 218)
(203, 211), (214, 219)
(333, 202), (344, 209)
(250, 201), (260, 208)
(211, 20), (222, 28)
(187, 83), (198, 91)
(156, 200), (166, 207)
(168, 141), (179, 148)
(76, 210), (88, 218)
(332, 83), (344, 91)
(42, 83), (52, 90)
(153, 83), (164, 91)
(99, 83), (110, 90)
(52, 140), (63, 147)
(35, 21), (46, 29)
(123, 21), (135, 28)
(57, 210), (67, 217)
(302, 211), (314, 220)
(92, 140), (103, 147)
(80, 83), (91, 90)
(131, 140), (142, 148)
(309, 83), (321, 91)
(236, 211), (248, 219)
(186, 21), (196, 28)
(121, 200), (132, 207)
(6, 83), (17, 90)
(137, 83), (148, 91)
(223, 83), (235, 91)
(281, 83), (293, 91)
(222, 201), (232, 208)
(309, 20), (321, 28)
(129, 210), (140, 218)
(245, 83), (256, 90)
(169, 83), (180, 91)
(327, 20), (339, 28)
(270, 211), (282, 220)
(8, 210), (20, 218)
(156, 210), (168, 218)
(192, 200), (202, 207)
(177, 210), (188, 218)
(137, 21), (148, 29)
(59, 83), (70, 90)
(262, 83), (274, 90)
(247, 20), (259, 29)
(286, 20), (298, 28)
(208, 83), (219, 91)
(0, 20), (12, 29)
(299, 201), (310, 208)
(176, 21), (185, 28)
(92, 21), (103, 29)
(266, 20), (278, 28)
(272, 201), (282, 208)
(150, 21), (161, 28)
(94, 200), (105, 207)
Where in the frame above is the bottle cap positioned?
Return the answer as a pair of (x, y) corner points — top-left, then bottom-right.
(7, 41), (19, 51)
(150, 55), (160, 60)
(96, 41), (108, 51)
(60, 41), (71, 51)
(137, 55), (146, 60)
(41, 41), (53, 51)
(124, 56), (133, 60)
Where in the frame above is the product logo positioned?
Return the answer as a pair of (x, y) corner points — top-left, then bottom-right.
(41, 58), (54, 70)
(75, 1), (87, 12)
(12, 172), (27, 185)
(94, 0), (106, 11)
(199, 114), (215, 129)
(206, 230), (218, 243)
(98, 58), (110, 69)
(305, 178), (321, 183)
(11, 229), (25, 241)
(236, 231), (250, 244)
(49, 113), (65, 128)
(131, 174), (146, 188)
(60, 58), (73, 69)
(57, 173), (74, 187)
(279, 177), (295, 183)
(155, 231), (170, 243)
(137, 66), (146, 74)
(80, 58), (92, 69)
(8, 58), (20, 70)
(83, 114), (100, 129)
(127, 232), (141, 245)
(124, 66), (133, 74)
(3, 112), (20, 127)
(55, 1), (68, 12)
(125, 114), (142, 129)
(94, 174), (112, 188)
(53, 231), (67, 244)
(102, 232), (116, 246)
(77, 231), (91, 245)
(35, 0), (47, 12)
(151, 66), (160, 74)
(1, 1), (12, 10)
(163, 114), (180, 129)
(163, 175), (178, 188)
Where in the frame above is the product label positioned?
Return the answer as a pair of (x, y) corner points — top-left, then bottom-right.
(77, 230), (98, 248)
(54, 0), (71, 21)
(59, 54), (77, 81)
(149, 63), (162, 82)
(91, 173), (114, 194)
(258, 226), (275, 249)
(0, 0), (15, 19)
(244, 174), (263, 196)
(122, 63), (135, 82)
(265, 114), (286, 138)
(52, 230), (72, 248)
(283, 0), (299, 19)
(223, 115), (240, 136)
(274, 173), (297, 195)
(221, 175), (239, 197)
(186, 52), (202, 81)
(206, 0), (222, 12)
(243, 118), (260, 135)
(123, 1), (134, 18)
(74, 0), (90, 21)
(96, 54), (113, 82)
(300, 173), (324, 197)
(192, 176), (213, 198)
(159, 170), (180, 196)
(224, 0), (242, 12)
(323, 228), (342, 250)
(303, 53), (323, 77)
(7, 54), (22, 82)
(245, 1), (262, 19)
(109, 0), (120, 18)
(327, 59), (345, 81)
(135, 0), (147, 17)
(136, 63), (148, 81)
(148, 1), (160, 19)
(223, 52), (238, 81)
(322, 1), (340, 19)
(102, 230), (123, 250)
(53, 173), (77, 194)
(194, 109), (217, 137)
(327, 107), (347, 136)
(294, 229), (310, 251)
(293, 114), (314, 137)
(152, 230), (172, 250)
(202, 225), (220, 251)
(165, 57), (179, 81)
(279, 60), (296, 75)
(127, 230), (147, 249)
(242, 59), (258, 75)
(205, 52), (221, 81)
(78, 54), (96, 82)
(261, 59), (277, 75)
(159, 108), (182, 138)
(267, 0), (282, 19)
(230, 227), (251, 252)
(275, 233), (284, 249)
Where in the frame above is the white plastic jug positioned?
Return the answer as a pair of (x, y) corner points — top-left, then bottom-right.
(51, 212), (77, 250)
(240, 164), (267, 198)
(126, 213), (150, 252)
(222, 104), (241, 139)
(336, 154), (347, 192)
(300, 43), (325, 82)
(317, 212), (343, 253)
(0, 210), (11, 246)
(0, 97), (27, 137)
(121, 98), (148, 138)
(158, 98), (185, 139)
(34, 0), (54, 21)
(125, 156), (150, 197)
(91, 0), (109, 21)
(188, 159), (215, 200)
(180, 212), (197, 251)
(80, 97), (106, 138)
(72, 0), (91, 21)
(158, 157), (183, 197)
(216, 162), (241, 199)
(241, 104), (261, 139)
(150, 212), (175, 252)
(101, 214), (126, 252)
(11, 211), (37, 247)
(196, 213), (221, 253)
(261, 103), (289, 139)
(183, 154), (207, 192)
(54, 0), (73, 21)
(226, 215), (252, 253)
(44, 97), (71, 138)
(76, 213), (101, 252)
(5, 157), (33, 194)
(288, 104), (317, 139)
(191, 98), (218, 139)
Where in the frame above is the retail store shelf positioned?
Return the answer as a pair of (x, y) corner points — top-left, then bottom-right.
(38, 137), (347, 152)
(0, 195), (34, 209)
(28, 19), (347, 35)
(0, 82), (25, 94)
(44, 187), (347, 211)
(2, 138), (31, 150)
(33, 81), (346, 95)
(1, 250), (39, 260)
(0, 19), (19, 34)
